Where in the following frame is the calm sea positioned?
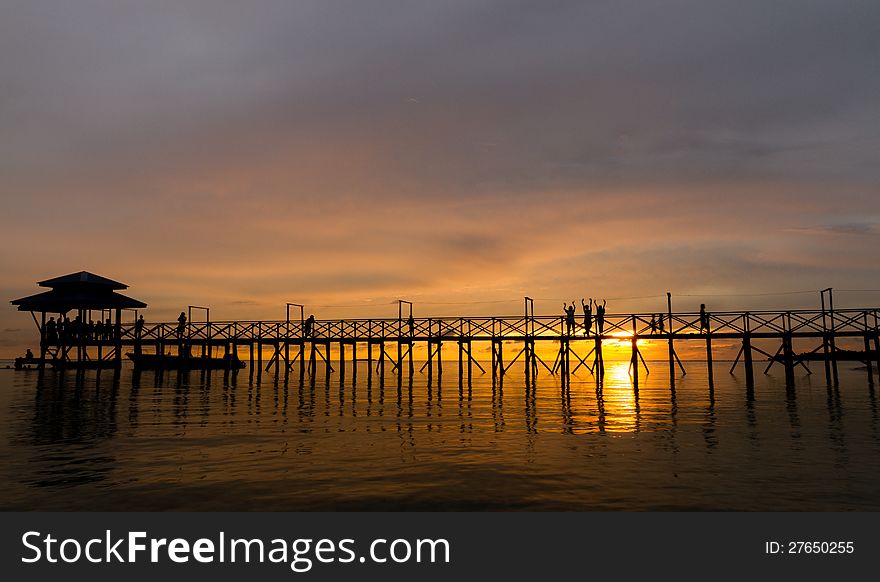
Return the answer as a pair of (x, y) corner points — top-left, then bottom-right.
(1, 359), (878, 510)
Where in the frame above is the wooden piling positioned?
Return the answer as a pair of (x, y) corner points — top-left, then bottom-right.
(379, 340), (385, 382)
(38, 311), (47, 371)
(630, 335), (639, 389)
(864, 333), (874, 387)
(467, 340), (473, 385)
(458, 340), (464, 384)
(873, 331), (880, 383)
(743, 333), (755, 390)
(339, 341), (346, 383)
(666, 293), (675, 388)
(325, 342), (331, 383)
(783, 333), (795, 387)
(437, 341), (443, 378)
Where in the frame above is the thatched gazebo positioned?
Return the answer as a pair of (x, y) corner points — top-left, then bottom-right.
(11, 271), (147, 369)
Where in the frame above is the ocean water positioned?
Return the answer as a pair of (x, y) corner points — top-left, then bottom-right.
(1, 358), (878, 511)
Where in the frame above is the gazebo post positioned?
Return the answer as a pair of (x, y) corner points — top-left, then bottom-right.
(114, 307), (123, 366)
(77, 308), (85, 364)
(38, 311), (46, 371)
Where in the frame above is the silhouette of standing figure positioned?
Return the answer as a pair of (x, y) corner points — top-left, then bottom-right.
(658, 313), (665, 335)
(564, 303), (576, 336)
(45, 317), (58, 346)
(699, 303), (708, 333)
(581, 298), (593, 336)
(407, 313), (415, 336)
(650, 315), (657, 335)
(135, 315), (145, 339)
(304, 314), (315, 337)
(596, 300), (606, 335)
(176, 311), (187, 338)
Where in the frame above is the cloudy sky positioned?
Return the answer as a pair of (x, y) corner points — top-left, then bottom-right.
(2, 0), (879, 353)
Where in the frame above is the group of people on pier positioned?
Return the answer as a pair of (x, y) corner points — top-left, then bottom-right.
(564, 301), (711, 336)
(44, 315), (117, 346)
(564, 298), (607, 336)
(42, 314), (148, 346)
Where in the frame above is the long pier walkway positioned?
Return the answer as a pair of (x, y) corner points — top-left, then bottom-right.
(34, 303), (880, 391)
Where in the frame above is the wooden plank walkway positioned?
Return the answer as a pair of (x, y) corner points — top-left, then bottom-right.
(34, 307), (880, 391)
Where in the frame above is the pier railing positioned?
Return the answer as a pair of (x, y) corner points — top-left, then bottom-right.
(116, 308), (880, 344)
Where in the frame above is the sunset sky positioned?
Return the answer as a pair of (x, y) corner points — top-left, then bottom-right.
(2, 0), (879, 355)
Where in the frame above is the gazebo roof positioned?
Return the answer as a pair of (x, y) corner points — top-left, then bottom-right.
(11, 271), (147, 313)
(38, 271), (128, 290)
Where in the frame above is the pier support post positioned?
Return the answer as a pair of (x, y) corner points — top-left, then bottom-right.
(339, 342), (346, 384)
(437, 341), (443, 378)
(864, 333), (875, 387)
(873, 331), (880, 383)
(467, 340), (473, 385)
(38, 311), (47, 371)
(743, 333), (755, 391)
(379, 340), (385, 382)
(706, 335), (714, 390)
(783, 333), (795, 387)
(666, 293), (675, 389)
(325, 343), (331, 384)
(114, 307), (122, 366)
(458, 340), (464, 385)
(257, 336), (263, 382)
(630, 335), (639, 390)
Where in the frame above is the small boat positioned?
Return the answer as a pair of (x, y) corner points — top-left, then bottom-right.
(14, 357), (118, 370)
(14, 356), (43, 370)
(127, 352), (246, 370)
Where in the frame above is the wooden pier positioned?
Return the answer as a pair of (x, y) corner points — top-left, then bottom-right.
(28, 302), (880, 391)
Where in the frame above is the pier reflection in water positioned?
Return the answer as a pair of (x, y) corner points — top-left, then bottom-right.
(1, 361), (878, 510)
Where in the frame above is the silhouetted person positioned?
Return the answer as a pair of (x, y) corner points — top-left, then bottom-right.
(581, 298), (593, 336)
(699, 304), (709, 333)
(135, 315), (145, 339)
(650, 315), (657, 335)
(58, 315), (67, 345)
(45, 317), (58, 346)
(176, 311), (187, 338)
(25, 348), (34, 361)
(596, 300), (606, 335)
(95, 320), (104, 341)
(304, 314), (315, 337)
(564, 302), (576, 336)
(86, 319), (95, 342)
(73, 315), (82, 343)
(407, 313), (415, 336)
(105, 317), (113, 341)
(658, 313), (665, 335)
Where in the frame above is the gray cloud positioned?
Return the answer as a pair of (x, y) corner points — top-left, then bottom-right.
(1, 0), (879, 353)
